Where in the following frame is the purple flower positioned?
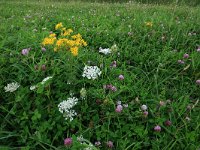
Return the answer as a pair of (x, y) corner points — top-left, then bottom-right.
(177, 60), (185, 64)
(111, 86), (117, 92)
(21, 49), (29, 55)
(107, 141), (113, 148)
(197, 46), (200, 52)
(143, 111), (148, 117)
(196, 80), (200, 85)
(154, 125), (161, 132)
(165, 120), (172, 126)
(118, 75), (124, 80)
(110, 61), (117, 68)
(183, 53), (189, 59)
(41, 47), (46, 52)
(41, 64), (46, 71)
(106, 84), (113, 89)
(64, 138), (72, 146)
(95, 141), (101, 146)
(115, 104), (123, 113)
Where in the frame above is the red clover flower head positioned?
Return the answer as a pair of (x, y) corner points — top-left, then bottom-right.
(64, 138), (72, 146)
(107, 141), (113, 148)
(154, 125), (161, 132)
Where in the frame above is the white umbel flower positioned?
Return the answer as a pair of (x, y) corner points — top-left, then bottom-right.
(99, 47), (111, 55)
(30, 85), (37, 90)
(82, 65), (101, 80)
(4, 82), (20, 92)
(58, 97), (78, 121)
(41, 76), (53, 85)
(141, 104), (148, 111)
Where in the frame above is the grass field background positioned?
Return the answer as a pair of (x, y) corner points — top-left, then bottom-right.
(0, 0), (200, 149)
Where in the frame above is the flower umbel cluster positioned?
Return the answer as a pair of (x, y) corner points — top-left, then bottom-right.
(58, 97), (78, 121)
(82, 65), (102, 80)
(4, 82), (20, 92)
(99, 47), (111, 55)
(41, 76), (53, 85)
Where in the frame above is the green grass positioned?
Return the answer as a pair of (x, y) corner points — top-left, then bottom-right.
(0, 0), (200, 149)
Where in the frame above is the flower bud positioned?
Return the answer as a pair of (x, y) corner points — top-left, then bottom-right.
(154, 125), (161, 132)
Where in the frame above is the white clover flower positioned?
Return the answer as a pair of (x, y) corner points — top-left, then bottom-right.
(141, 104), (148, 111)
(58, 97), (78, 121)
(41, 76), (53, 85)
(99, 47), (111, 55)
(82, 65), (101, 80)
(4, 82), (20, 92)
(30, 85), (37, 91)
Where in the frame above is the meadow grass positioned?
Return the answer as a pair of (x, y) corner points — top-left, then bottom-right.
(0, 0), (200, 149)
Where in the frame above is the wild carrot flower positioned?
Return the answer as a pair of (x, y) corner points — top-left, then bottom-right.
(30, 85), (37, 91)
(58, 97), (78, 121)
(41, 76), (53, 85)
(4, 82), (20, 92)
(82, 65), (101, 80)
(99, 47), (111, 55)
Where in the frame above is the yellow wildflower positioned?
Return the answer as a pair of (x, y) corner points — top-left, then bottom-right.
(55, 22), (63, 30)
(49, 33), (56, 38)
(56, 39), (64, 47)
(66, 40), (75, 47)
(71, 33), (81, 39)
(70, 47), (78, 56)
(42, 37), (56, 46)
(145, 22), (153, 27)
(80, 39), (87, 46)
(63, 29), (73, 36)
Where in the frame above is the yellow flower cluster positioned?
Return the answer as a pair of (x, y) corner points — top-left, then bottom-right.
(145, 22), (153, 27)
(42, 22), (87, 56)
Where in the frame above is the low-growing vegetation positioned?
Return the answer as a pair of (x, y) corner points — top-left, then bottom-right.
(0, 0), (199, 149)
